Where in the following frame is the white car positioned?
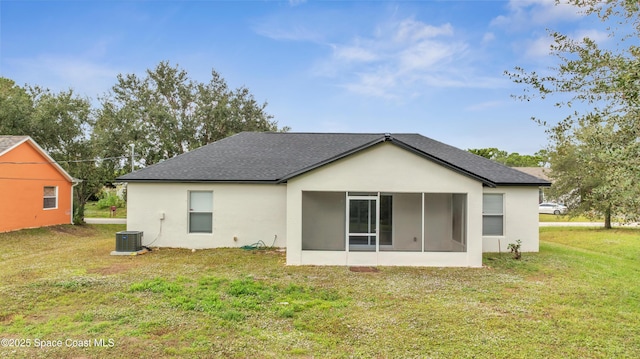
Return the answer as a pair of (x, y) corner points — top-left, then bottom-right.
(539, 203), (568, 215)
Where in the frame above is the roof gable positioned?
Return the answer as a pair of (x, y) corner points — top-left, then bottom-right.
(0, 136), (29, 157)
(117, 132), (550, 187)
(389, 134), (550, 186)
(0, 136), (75, 183)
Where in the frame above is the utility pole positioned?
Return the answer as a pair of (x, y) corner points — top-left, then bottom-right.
(130, 143), (135, 172)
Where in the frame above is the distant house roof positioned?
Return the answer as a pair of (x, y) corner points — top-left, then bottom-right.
(117, 132), (551, 187)
(0, 135), (75, 183)
(513, 167), (552, 182)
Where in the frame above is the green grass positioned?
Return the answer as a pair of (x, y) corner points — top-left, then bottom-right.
(0, 225), (639, 358)
(539, 213), (600, 222)
(84, 201), (126, 218)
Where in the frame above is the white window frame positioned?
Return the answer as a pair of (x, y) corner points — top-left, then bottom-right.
(188, 191), (213, 234)
(482, 193), (504, 236)
(43, 186), (58, 210)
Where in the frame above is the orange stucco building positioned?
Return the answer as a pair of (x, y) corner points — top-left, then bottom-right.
(0, 136), (75, 233)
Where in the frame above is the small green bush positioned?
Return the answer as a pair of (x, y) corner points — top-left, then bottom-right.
(507, 239), (522, 260)
(96, 191), (125, 209)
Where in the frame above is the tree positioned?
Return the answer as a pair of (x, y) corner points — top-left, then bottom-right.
(468, 147), (504, 161)
(506, 0), (640, 228)
(0, 79), (104, 223)
(94, 61), (286, 172)
(0, 78), (34, 136)
(29, 87), (106, 223)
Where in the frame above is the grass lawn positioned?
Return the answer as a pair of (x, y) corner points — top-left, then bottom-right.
(1, 225), (639, 358)
(538, 213), (600, 222)
(84, 201), (126, 219)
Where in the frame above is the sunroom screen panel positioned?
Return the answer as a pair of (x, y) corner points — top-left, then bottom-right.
(302, 191), (346, 250)
(381, 193), (421, 251)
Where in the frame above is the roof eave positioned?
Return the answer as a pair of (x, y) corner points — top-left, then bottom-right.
(116, 178), (283, 184)
(493, 181), (552, 187)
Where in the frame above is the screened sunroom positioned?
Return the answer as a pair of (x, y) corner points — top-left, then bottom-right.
(301, 191), (467, 253)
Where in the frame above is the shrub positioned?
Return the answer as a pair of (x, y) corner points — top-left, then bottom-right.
(96, 191), (125, 209)
(507, 239), (522, 260)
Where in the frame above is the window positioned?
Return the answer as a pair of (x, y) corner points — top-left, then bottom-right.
(43, 186), (57, 209)
(482, 194), (503, 236)
(189, 191), (213, 233)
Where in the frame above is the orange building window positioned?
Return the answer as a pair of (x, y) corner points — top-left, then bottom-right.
(44, 186), (58, 209)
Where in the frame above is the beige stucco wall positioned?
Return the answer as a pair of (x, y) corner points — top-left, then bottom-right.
(127, 182), (286, 249)
(286, 142), (485, 267)
(482, 186), (540, 253)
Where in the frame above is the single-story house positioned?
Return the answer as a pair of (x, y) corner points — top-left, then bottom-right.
(0, 136), (76, 233)
(513, 167), (552, 203)
(117, 132), (550, 267)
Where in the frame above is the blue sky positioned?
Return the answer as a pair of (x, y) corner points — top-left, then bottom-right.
(1, 0), (607, 154)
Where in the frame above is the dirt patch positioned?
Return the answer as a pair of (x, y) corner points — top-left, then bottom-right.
(349, 266), (379, 273)
(151, 327), (172, 336)
(0, 313), (14, 324)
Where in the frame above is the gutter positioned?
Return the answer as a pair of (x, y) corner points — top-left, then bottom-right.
(489, 181), (552, 187)
(116, 179), (285, 184)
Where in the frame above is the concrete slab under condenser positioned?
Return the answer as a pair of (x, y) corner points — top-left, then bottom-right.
(110, 248), (149, 256)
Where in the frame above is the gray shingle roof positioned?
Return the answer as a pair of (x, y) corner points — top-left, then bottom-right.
(117, 132), (550, 187)
(0, 136), (29, 156)
(513, 167), (552, 182)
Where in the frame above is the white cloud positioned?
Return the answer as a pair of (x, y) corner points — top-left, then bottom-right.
(465, 100), (504, 111)
(491, 0), (582, 29)
(393, 20), (453, 42)
(343, 70), (399, 99)
(253, 13), (324, 43)
(398, 40), (465, 72)
(572, 29), (609, 43)
(254, 24), (322, 42)
(482, 32), (496, 44)
(525, 35), (555, 58)
(523, 29), (610, 59)
(313, 18), (500, 98)
(5, 55), (120, 99)
(333, 44), (379, 62)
